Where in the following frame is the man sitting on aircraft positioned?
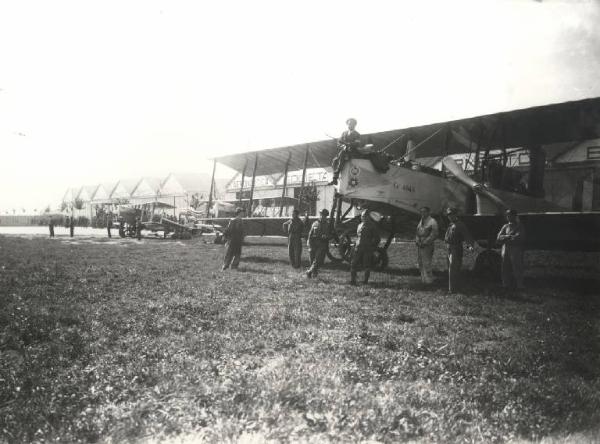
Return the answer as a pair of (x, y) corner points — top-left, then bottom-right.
(415, 206), (439, 285)
(328, 118), (361, 186)
(496, 209), (526, 291)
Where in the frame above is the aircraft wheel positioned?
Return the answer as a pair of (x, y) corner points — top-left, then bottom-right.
(372, 247), (389, 271)
(326, 232), (353, 263)
(473, 249), (501, 282)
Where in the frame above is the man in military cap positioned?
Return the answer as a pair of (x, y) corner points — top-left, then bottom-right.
(135, 216), (142, 240)
(48, 218), (55, 238)
(496, 209), (526, 290)
(415, 206), (438, 284)
(350, 210), (381, 285)
(69, 216), (75, 237)
(283, 209), (304, 268)
(106, 212), (113, 238)
(328, 118), (361, 185)
(222, 207), (245, 270)
(306, 208), (331, 278)
(444, 207), (475, 294)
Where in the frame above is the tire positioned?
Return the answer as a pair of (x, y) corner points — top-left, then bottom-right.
(326, 232), (353, 263)
(473, 249), (502, 282)
(372, 247), (389, 271)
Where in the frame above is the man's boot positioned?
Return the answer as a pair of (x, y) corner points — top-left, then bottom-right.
(363, 270), (370, 285)
(350, 271), (357, 285)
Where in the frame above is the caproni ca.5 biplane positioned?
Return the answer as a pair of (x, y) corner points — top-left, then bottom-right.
(212, 96), (600, 277)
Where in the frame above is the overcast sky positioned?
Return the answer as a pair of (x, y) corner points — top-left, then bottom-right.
(1, 0), (599, 212)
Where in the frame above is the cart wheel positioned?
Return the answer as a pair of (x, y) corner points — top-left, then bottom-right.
(473, 249), (502, 282)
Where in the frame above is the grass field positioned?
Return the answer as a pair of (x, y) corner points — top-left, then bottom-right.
(1, 234), (599, 443)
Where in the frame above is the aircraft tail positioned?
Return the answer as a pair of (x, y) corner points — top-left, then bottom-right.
(442, 156), (508, 214)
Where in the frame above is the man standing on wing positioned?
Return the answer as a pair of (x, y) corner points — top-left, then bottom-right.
(496, 209), (526, 290)
(328, 118), (361, 186)
(283, 209), (304, 268)
(306, 209), (330, 278)
(415, 206), (438, 284)
(222, 207), (245, 270)
(444, 207), (475, 294)
(350, 210), (381, 285)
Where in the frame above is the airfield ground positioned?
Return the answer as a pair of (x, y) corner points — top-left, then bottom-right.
(0, 233), (599, 443)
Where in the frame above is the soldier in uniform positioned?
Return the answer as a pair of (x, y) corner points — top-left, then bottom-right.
(118, 216), (125, 238)
(48, 218), (55, 238)
(415, 206), (438, 284)
(135, 216), (142, 240)
(350, 210), (381, 285)
(106, 213), (113, 238)
(69, 216), (75, 237)
(444, 207), (475, 294)
(222, 207), (245, 270)
(328, 118), (361, 185)
(496, 209), (526, 290)
(283, 209), (304, 268)
(306, 209), (330, 278)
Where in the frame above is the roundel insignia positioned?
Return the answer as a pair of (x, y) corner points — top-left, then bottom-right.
(350, 166), (360, 176)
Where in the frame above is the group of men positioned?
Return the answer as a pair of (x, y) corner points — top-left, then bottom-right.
(221, 202), (526, 293)
(416, 205), (525, 293)
(219, 116), (526, 292)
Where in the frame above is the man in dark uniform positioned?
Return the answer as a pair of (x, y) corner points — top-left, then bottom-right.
(48, 218), (55, 238)
(106, 213), (113, 238)
(118, 216), (125, 237)
(306, 209), (330, 278)
(222, 207), (245, 270)
(135, 216), (142, 240)
(496, 209), (526, 290)
(444, 207), (475, 294)
(69, 216), (75, 237)
(282, 209), (304, 268)
(328, 118), (361, 185)
(350, 210), (380, 285)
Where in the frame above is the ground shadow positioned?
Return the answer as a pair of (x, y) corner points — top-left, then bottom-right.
(243, 255), (290, 265)
(233, 266), (275, 275)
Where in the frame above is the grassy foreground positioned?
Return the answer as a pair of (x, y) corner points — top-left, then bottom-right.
(0, 234), (599, 443)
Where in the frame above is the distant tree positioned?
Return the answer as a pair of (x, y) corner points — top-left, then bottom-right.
(60, 201), (68, 212)
(298, 181), (320, 215)
(44, 205), (51, 213)
(73, 198), (84, 210)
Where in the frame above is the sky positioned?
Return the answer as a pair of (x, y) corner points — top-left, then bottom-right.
(1, 0), (599, 212)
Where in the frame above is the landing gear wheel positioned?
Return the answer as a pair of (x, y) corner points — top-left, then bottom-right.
(473, 249), (502, 282)
(326, 232), (353, 263)
(372, 247), (389, 271)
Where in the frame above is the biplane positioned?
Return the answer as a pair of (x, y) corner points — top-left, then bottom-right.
(211, 96), (600, 277)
